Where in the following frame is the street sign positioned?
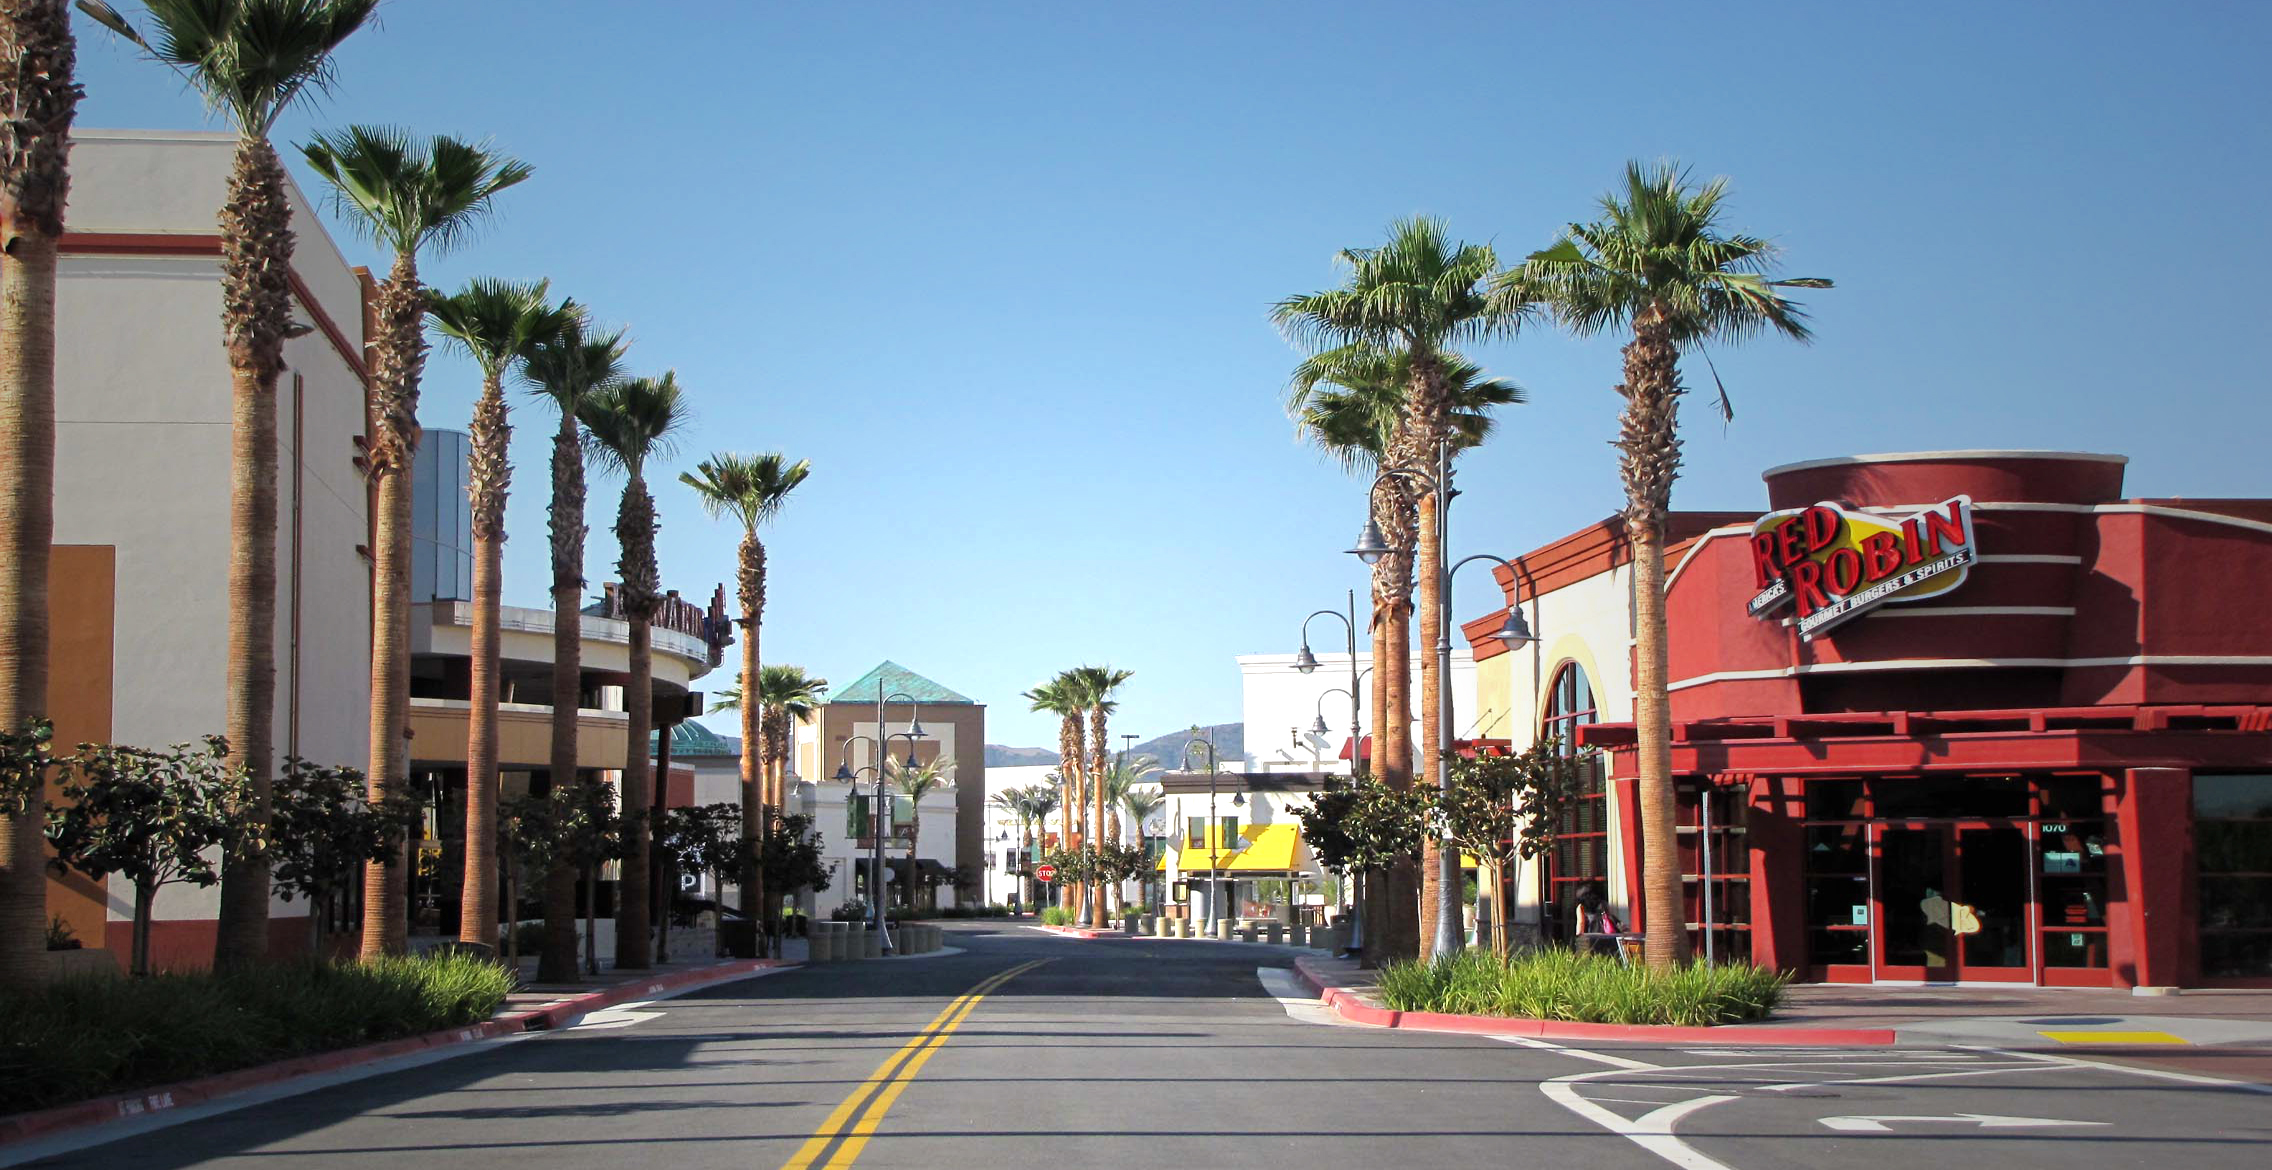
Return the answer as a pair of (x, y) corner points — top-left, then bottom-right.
(1035, 863), (1057, 882)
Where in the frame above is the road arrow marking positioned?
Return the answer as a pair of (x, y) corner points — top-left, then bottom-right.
(1820, 1113), (2111, 1132)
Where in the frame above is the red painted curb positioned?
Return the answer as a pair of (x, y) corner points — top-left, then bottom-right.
(1288, 956), (1895, 1047)
(0, 958), (797, 1149)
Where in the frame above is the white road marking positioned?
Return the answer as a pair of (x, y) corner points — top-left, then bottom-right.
(1495, 1034), (1659, 1071)
(1819, 1113), (2110, 1132)
(1963, 1044), (2272, 1095)
(1256, 968), (1357, 1027)
(564, 1000), (666, 1031)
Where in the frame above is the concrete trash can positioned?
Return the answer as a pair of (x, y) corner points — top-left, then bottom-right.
(810, 924), (836, 962)
(1168, 917), (1186, 938)
(1214, 919), (1234, 941)
(1238, 925), (1259, 943)
(1265, 922), (1285, 945)
(846, 924), (868, 960)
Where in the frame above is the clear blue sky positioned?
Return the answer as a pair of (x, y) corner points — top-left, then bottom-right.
(74, 1), (2272, 748)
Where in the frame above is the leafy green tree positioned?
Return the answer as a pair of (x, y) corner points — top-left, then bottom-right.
(46, 736), (247, 974)
(1431, 740), (1588, 956)
(749, 811), (830, 926)
(299, 125), (530, 961)
(80, 0), (378, 972)
(1505, 161), (1829, 968)
(499, 780), (619, 974)
(654, 801), (739, 959)
(267, 757), (413, 954)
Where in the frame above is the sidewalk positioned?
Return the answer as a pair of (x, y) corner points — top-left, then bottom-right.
(1290, 952), (2272, 1057)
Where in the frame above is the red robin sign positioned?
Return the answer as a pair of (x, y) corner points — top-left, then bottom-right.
(1748, 496), (1977, 639)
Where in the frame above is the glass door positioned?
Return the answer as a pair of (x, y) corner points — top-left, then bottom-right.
(1873, 821), (2034, 981)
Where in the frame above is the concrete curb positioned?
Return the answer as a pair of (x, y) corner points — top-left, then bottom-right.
(1289, 956), (1895, 1047)
(0, 958), (797, 1148)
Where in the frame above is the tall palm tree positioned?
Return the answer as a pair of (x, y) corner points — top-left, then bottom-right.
(521, 315), (626, 983)
(1020, 784), (1057, 908)
(427, 279), (575, 952)
(302, 127), (528, 961)
(707, 663), (830, 822)
(1118, 782), (1164, 909)
(0, 0), (79, 989)
(1290, 346), (1522, 962)
(82, 0), (377, 970)
(1506, 161), (1829, 969)
(579, 373), (688, 971)
(1068, 665), (1131, 925)
(1022, 677), (1084, 912)
(887, 756), (951, 910)
(1275, 216), (1525, 960)
(679, 452), (811, 934)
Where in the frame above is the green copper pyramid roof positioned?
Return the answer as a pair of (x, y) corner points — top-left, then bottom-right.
(830, 660), (975, 705)
(649, 720), (739, 758)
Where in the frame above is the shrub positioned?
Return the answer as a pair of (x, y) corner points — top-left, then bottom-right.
(1039, 906), (1073, 926)
(0, 953), (516, 1114)
(1375, 948), (1787, 1027)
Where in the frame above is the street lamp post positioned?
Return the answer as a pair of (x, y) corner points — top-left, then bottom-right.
(833, 682), (924, 956)
(1298, 589), (1367, 946)
(1350, 434), (1537, 960)
(1180, 735), (1241, 937)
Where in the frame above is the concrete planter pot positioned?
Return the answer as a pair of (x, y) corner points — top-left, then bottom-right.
(1264, 923), (1285, 945)
(1139, 915), (1158, 936)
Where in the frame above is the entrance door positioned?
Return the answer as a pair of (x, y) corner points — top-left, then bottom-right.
(1874, 822), (2034, 981)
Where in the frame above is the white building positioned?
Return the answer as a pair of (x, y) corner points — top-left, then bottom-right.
(45, 131), (371, 967)
(1236, 647), (1478, 772)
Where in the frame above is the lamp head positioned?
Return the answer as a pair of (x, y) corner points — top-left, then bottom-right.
(1309, 714), (1330, 736)
(1293, 644), (1318, 674)
(1348, 518), (1393, 566)
(1231, 791), (1247, 807)
(832, 763), (855, 782)
(1493, 607), (1537, 647)
(907, 716), (927, 739)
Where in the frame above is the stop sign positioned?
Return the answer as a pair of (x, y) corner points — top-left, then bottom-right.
(1035, 863), (1057, 882)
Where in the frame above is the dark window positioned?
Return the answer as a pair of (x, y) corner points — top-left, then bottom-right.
(1541, 662), (1605, 941)
(2198, 774), (2272, 979)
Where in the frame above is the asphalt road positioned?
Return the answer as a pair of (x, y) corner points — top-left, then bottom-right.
(18, 924), (2272, 1170)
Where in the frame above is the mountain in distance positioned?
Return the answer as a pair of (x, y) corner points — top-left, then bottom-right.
(1127, 723), (1243, 771)
(985, 722), (1243, 771)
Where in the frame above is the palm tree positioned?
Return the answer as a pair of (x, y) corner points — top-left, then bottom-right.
(1020, 784), (1058, 908)
(0, 0), (79, 989)
(679, 452), (811, 934)
(1506, 161), (1829, 969)
(427, 279), (575, 952)
(81, 0), (377, 970)
(887, 756), (952, 910)
(1275, 216), (1525, 960)
(709, 663), (830, 834)
(299, 126), (529, 961)
(579, 374), (688, 971)
(1022, 677), (1085, 913)
(1118, 782), (1164, 909)
(521, 315), (627, 983)
(1069, 666), (1132, 924)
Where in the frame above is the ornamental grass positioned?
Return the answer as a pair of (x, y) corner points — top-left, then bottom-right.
(1375, 947), (1786, 1027)
(0, 953), (516, 1115)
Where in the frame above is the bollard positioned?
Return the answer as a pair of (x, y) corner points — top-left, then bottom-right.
(1238, 925), (1259, 944)
(810, 924), (837, 962)
(1215, 919), (1235, 942)
(1265, 922), (1285, 945)
(1169, 917), (1187, 938)
(865, 925), (884, 959)
(1287, 923), (1307, 948)
(843, 924), (866, 960)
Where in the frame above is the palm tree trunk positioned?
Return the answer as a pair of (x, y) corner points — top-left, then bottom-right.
(1619, 302), (1688, 971)
(1089, 710), (1109, 926)
(617, 616), (653, 968)
(0, 226), (57, 991)
(360, 251), (425, 961)
(1379, 595), (1419, 963)
(460, 372), (509, 948)
(0, 0), (76, 992)
(735, 531), (764, 932)
(213, 137), (296, 969)
(540, 404), (585, 983)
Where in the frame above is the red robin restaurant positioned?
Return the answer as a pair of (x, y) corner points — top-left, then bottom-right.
(1461, 450), (2272, 989)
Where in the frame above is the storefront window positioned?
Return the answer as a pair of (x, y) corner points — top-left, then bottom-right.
(2196, 773), (2272, 979)
(1541, 663), (1604, 940)
(2039, 775), (2108, 971)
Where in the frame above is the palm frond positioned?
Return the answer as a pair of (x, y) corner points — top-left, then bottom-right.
(678, 451), (812, 533)
(520, 313), (627, 415)
(300, 125), (530, 258)
(426, 277), (574, 379)
(578, 372), (688, 477)
(82, 0), (377, 136)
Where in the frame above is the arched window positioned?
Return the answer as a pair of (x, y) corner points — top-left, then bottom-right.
(1541, 662), (1607, 940)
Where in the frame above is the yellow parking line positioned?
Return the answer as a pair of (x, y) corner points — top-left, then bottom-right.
(2038, 1030), (2190, 1045)
(779, 960), (1045, 1170)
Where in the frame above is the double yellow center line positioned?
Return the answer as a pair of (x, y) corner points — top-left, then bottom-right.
(779, 959), (1048, 1170)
